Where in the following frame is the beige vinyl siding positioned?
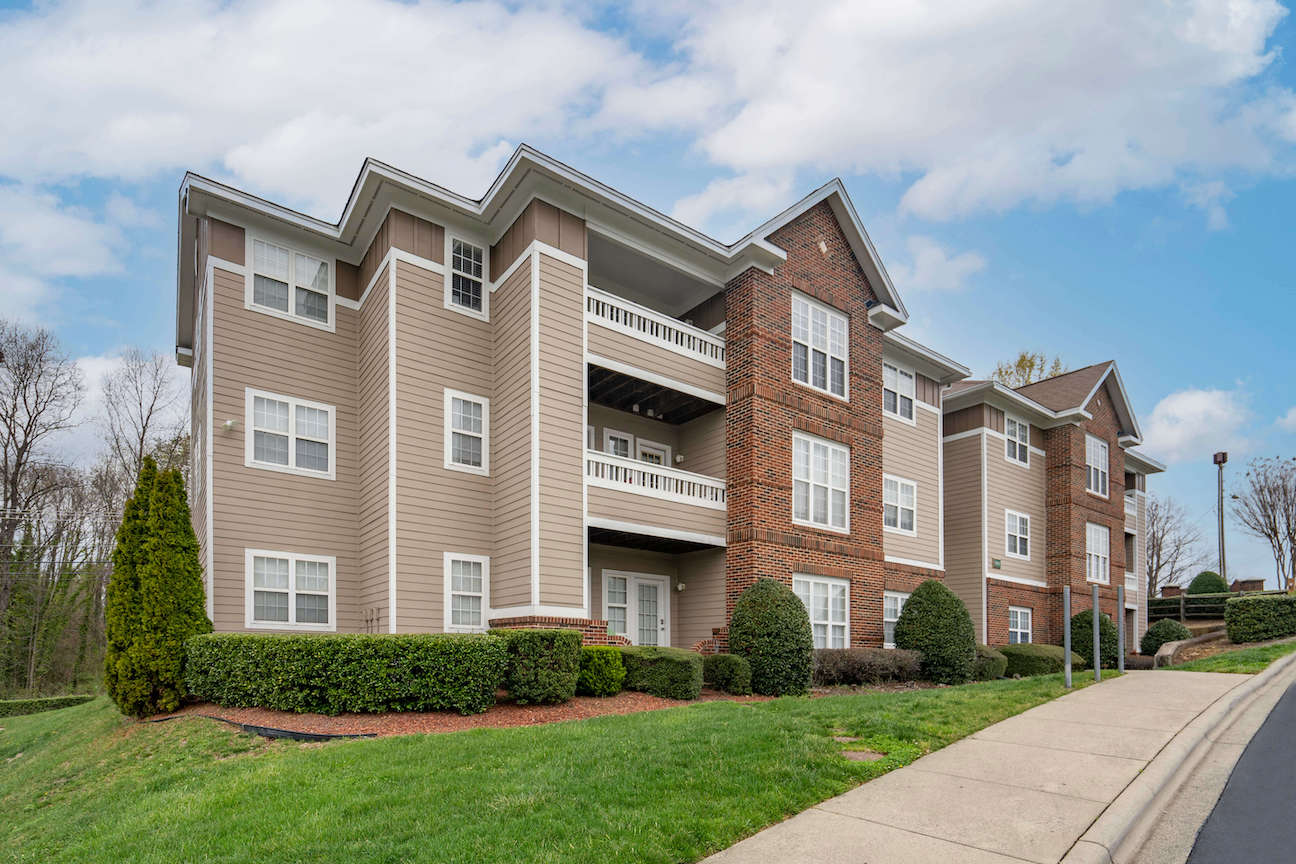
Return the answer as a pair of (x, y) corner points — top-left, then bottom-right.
(984, 435), (1047, 585)
(674, 547), (725, 649)
(586, 485), (726, 540)
(536, 254), (586, 608)
(881, 406), (942, 567)
(677, 409), (725, 479)
(491, 262), (533, 609)
(356, 264), (390, 629)
(943, 433), (985, 641)
(209, 266), (361, 633)
(588, 545), (676, 624)
(394, 259), (493, 631)
(587, 320), (726, 397)
(588, 404), (679, 457)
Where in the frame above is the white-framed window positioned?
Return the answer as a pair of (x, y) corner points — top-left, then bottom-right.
(883, 474), (917, 536)
(794, 574), (850, 649)
(1005, 510), (1030, 560)
(245, 236), (334, 330)
(1086, 434), (1109, 497)
(605, 573), (629, 638)
(1008, 606), (1032, 644)
(791, 292), (848, 399)
(1005, 414), (1029, 465)
(244, 549), (335, 630)
(603, 428), (633, 459)
(883, 361), (915, 422)
(637, 439), (671, 465)
(244, 389), (336, 480)
(1086, 522), (1110, 583)
(883, 591), (909, 648)
(444, 389), (489, 476)
(793, 432), (850, 532)
(444, 552), (489, 632)
(445, 235), (488, 320)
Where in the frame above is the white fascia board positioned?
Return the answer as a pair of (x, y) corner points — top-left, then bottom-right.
(942, 380), (1085, 427)
(1124, 448), (1167, 475)
(883, 331), (971, 383)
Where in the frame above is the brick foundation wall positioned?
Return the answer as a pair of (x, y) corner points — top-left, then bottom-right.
(487, 615), (631, 646)
(985, 581), (1062, 646)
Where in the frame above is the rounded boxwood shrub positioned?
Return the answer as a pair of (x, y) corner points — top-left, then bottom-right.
(893, 579), (976, 684)
(702, 653), (752, 695)
(728, 579), (813, 695)
(1186, 570), (1229, 595)
(1069, 609), (1119, 669)
(620, 646), (703, 700)
(812, 648), (923, 686)
(577, 646), (626, 697)
(489, 628), (582, 705)
(999, 643), (1085, 677)
(972, 644), (1008, 681)
(1140, 619), (1192, 656)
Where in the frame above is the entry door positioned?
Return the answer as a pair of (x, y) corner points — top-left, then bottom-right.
(604, 571), (670, 646)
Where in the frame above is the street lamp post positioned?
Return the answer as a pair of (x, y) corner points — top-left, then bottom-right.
(1214, 451), (1228, 583)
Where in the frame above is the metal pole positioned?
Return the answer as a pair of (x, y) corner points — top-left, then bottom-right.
(1093, 584), (1102, 682)
(1117, 585), (1125, 673)
(1063, 586), (1072, 688)
(1215, 452), (1228, 583)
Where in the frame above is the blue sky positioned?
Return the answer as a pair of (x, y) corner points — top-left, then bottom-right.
(1, 0), (1293, 583)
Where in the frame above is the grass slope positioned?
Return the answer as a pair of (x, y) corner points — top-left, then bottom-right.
(4, 675), (1086, 863)
(1167, 641), (1296, 674)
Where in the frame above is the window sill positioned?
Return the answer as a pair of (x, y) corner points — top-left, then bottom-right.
(245, 459), (335, 482)
(443, 297), (490, 323)
(245, 620), (337, 632)
(792, 518), (851, 536)
(882, 409), (916, 427)
(883, 525), (917, 538)
(1085, 489), (1110, 501)
(444, 461), (490, 477)
(791, 377), (850, 404)
(244, 300), (336, 333)
(1003, 552), (1031, 562)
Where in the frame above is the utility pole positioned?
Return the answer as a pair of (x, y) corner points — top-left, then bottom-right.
(1214, 451), (1228, 583)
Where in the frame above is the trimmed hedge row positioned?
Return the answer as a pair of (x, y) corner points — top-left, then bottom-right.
(1226, 594), (1296, 644)
(702, 653), (752, 695)
(811, 648), (922, 686)
(999, 643), (1084, 677)
(184, 633), (507, 715)
(0, 694), (95, 718)
(490, 629), (581, 705)
(973, 644), (1008, 681)
(577, 646), (626, 697)
(621, 646), (703, 700)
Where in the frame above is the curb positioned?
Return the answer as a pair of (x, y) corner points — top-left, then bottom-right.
(1060, 650), (1296, 863)
(1153, 630), (1227, 668)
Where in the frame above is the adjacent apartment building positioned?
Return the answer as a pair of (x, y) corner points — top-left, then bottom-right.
(174, 145), (1161, 651)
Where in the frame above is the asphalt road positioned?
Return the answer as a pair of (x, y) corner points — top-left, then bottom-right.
(1187, 680), (1296, 863)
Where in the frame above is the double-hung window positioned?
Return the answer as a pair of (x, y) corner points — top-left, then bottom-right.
(604, 429), (633, 459)
(883, 591), (909, 648)
(245, 389), (335, 479)
(249, 238), (332, 328)
(793, 432), (849, 532)
(1086, 522), (1110, 583)
(446, 237), (488, 319)
(246, 549), (334, 630)
(883, 362), (915, 421)
(1008, 606), (1032, 644)
(794, 574), (849, 649)
(444, 389), (489, 475)
(605, 574), (628, 638)
(1005, 510), (1030, 560)
(883, 475), (917, 535)
(444, 553), (489, 632)
(1005, 415), (1029, 465)
(791, 293), (848, 399)
(1086, 434), (1109, 497)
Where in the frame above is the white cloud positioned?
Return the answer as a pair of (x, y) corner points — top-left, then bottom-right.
(670, 173), (794, 241)
(1277, 406), (1296, 432)
(1145, 388), (1251, 464)
(0, 186), (123, 278)
(885, 236), (986, 294)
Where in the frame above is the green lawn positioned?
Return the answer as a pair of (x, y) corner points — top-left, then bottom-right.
(3, 675), (1091, 863)
(1167, 640), (1296, 674)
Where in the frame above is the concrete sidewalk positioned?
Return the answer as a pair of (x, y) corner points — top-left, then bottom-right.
(705, 671), (1249, 864)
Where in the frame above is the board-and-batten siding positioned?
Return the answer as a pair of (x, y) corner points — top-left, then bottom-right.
(537, 254), (586, 608)
(359, 209), (445, 293)
(586, 485), (726, 539)
(983, 443), (1047, 585)
(942, 433), (985, 641)
(586, 545), (725, 650)
(490, 199), (587, 276)
(586, 320), (726, 397)
(209, 266), (361, 633)
(394, 259), (493, 631)
(491, 262), (533, 609)
(881, 407), (941, 567)
(356, 264), (390, 630)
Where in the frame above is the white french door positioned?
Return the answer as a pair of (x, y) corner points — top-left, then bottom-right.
(603, 571), (670, 646)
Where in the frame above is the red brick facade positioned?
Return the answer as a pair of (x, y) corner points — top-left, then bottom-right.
(487, 615), (631, 646)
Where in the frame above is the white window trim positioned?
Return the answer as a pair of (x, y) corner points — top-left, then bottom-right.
(1004, 509), (1031, 561)
(603, 427), (635, 459)
(882, 473), (918, 537)
(243, 233), (336, 333)
(882, 360), (917, 425)
(1086, 434), (1110, 499)
(1008, 606), (1032, 644)
(443, 233), (490, 322)
(243, 388), (336, 481)
(443, 388), (490, 476)
(883, 590), (910, 649)
(1005, 414), (1030, 467)
(244, 548), (336, 631)
(790, 290), (850, 402)
(1086, 521), (1111, 584)
(636, 438), (671, 464)
(794, 573), (851, 649)
(443, 551), (490, 633)
(792, 431), (851, 534)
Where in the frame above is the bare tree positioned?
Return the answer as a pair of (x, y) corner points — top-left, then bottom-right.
(991, 351), (1066, 387)
(1146, 494), (1207, 597)
(102, 348), (185, 484)
(1233, 457), (1296, 591)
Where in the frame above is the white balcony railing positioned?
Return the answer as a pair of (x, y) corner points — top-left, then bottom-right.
(586, 450), (726, 510)
(585, 285), (726, 368)
(1124, 492), (1138, 517)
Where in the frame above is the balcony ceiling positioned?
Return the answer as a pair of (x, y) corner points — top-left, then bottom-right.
(588, 364), (721, 425)
(587, 232), (718, 319)
(588, 525), (719, 555)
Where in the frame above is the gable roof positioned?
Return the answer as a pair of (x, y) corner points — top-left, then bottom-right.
(1013, 362), (1112, 412)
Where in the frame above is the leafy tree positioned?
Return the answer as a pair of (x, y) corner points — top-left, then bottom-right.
(991, 351), (1066, 388)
